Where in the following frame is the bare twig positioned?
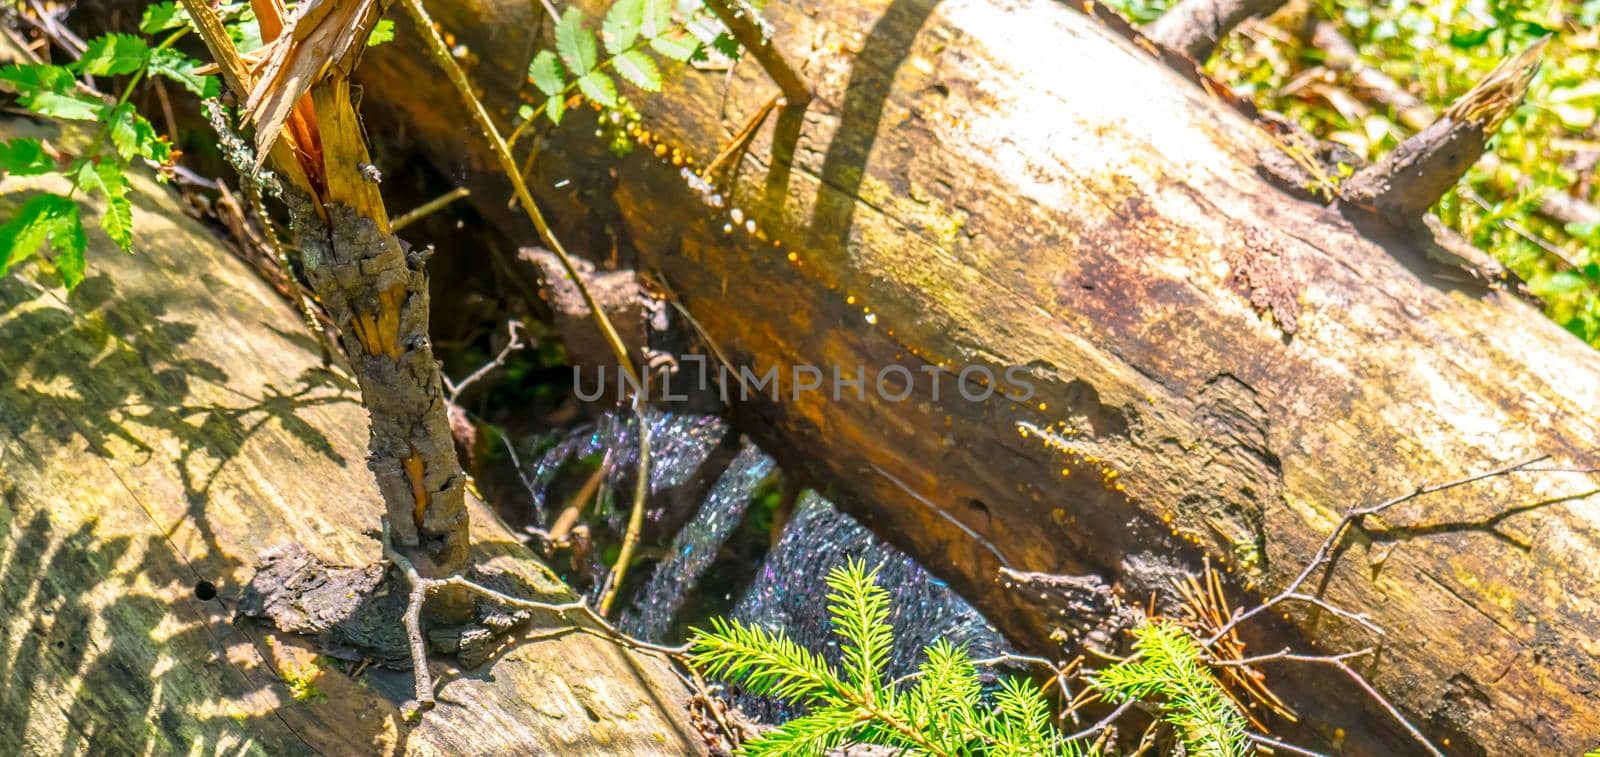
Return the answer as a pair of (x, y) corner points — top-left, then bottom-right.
(392, 186), (472, 232)
(1193, 456), (1554, 757)
(1144, 0), (1289, 62)
(1063, 699), (1136, 742)
(1206, 646), (1373, 668)
(1246, 731), (1331, 757)
(1206, 454), (1549, 645)
(445, 321), (526, 403)
(380, 518), (691, 712)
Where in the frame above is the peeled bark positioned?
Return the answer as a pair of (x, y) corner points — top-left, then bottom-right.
(0, 123), (706, 754)
(362, 0), (1600, 752)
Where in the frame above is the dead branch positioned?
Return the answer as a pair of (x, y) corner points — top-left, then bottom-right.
(701, 0), (810, 107)
(1311, 24), (1599, 232)
(1144, 0), (1289, 62)
(1341, 39), (1546, 223)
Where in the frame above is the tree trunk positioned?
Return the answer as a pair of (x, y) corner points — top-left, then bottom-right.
(0, 121), (706, 755)
(362, 0), (1600, 753)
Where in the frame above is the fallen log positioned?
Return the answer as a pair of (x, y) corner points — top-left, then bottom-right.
(361, 0), (1600, 752)
(0, 120), (706, 754)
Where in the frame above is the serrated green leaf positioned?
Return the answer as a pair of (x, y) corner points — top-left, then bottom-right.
(77, 34), (151, 77)
(555, 7), (598, 76)
(649, 32), (699, 62)
(107, 104), (171, 163)
(641, 0), (674, 38)
(0, 138), (55, 176)
(529, 50), (566, 96)
(613, 49), (661, 92)
(25, 92), (104, 121)
(76, 161), (133, 250)
(148, 48), (217, 97)
(0, 194), (85, 288)
(603, 0), (644, 54)
(368, 18), (396, 46)
(577, 71), (618, 107)
(545, 95), (566, 124)
(711, 31), (740, 60)
(0, 63), (77, 95)
(140, 2), (194, 34)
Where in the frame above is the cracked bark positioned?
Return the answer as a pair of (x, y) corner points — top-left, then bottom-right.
(360, 0), (1600, 752)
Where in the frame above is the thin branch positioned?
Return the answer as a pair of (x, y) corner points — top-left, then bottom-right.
(445, 321), (526, 403)
(599, 416), (651, 615)
(396, 0), (656, 619)
(380, 518), (692, 712)
(1206, 454), (1549, 645)
(1063, 699), (1136, 742)
(392, 186), (472, 232)
(1206, 646), (1373, 668)
(1246, 732), (1330, 757)
(700, 0), (810, 107)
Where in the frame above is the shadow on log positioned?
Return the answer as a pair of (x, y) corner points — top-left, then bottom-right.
(0, 118), (705, 754)
(359, 0), (1600, 752)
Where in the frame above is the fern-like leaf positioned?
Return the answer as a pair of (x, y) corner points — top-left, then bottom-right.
(825, 559), (895, 699)
(690, 616), (846, 706)
(76, 34), (150, 77)
(1091, 622), (1249, 757)
(0, 193), (86, 288)
(739, 706), (865, 757)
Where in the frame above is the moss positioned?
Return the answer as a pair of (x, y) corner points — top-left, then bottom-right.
(281, 660), (325, 704)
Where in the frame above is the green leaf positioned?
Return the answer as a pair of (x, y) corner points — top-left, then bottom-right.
(613, 50), (661, 92)
(140, 2), (193, 34)
(641, 0), (674, 38)
(26, 92), (104, 121)
(0, 138), (55, 176)
(711, 31), (740, 60)
(76, 34), (151, 77)
(649, 32), (699, 62)
(555, 7), (598, 76)
(1449, 27), (1493, 48)
(0, 63), (77, 95)
(76, 161), (134, 250)
(108, 104), (171, 163)
(545, 94), (566, 124)
(148, 48), (218, 97)
(367, 18), (396, 46)
(0, 193), (86, 288)
(602, 0), (644, 54)
(577, 71), (618, 107)
(529, 50), (566, 97)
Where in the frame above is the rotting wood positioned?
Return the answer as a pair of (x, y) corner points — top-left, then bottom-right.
(361, 0), (1600, 752)
(0, 122), (707, 753)
(181, 0), (471, 576)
